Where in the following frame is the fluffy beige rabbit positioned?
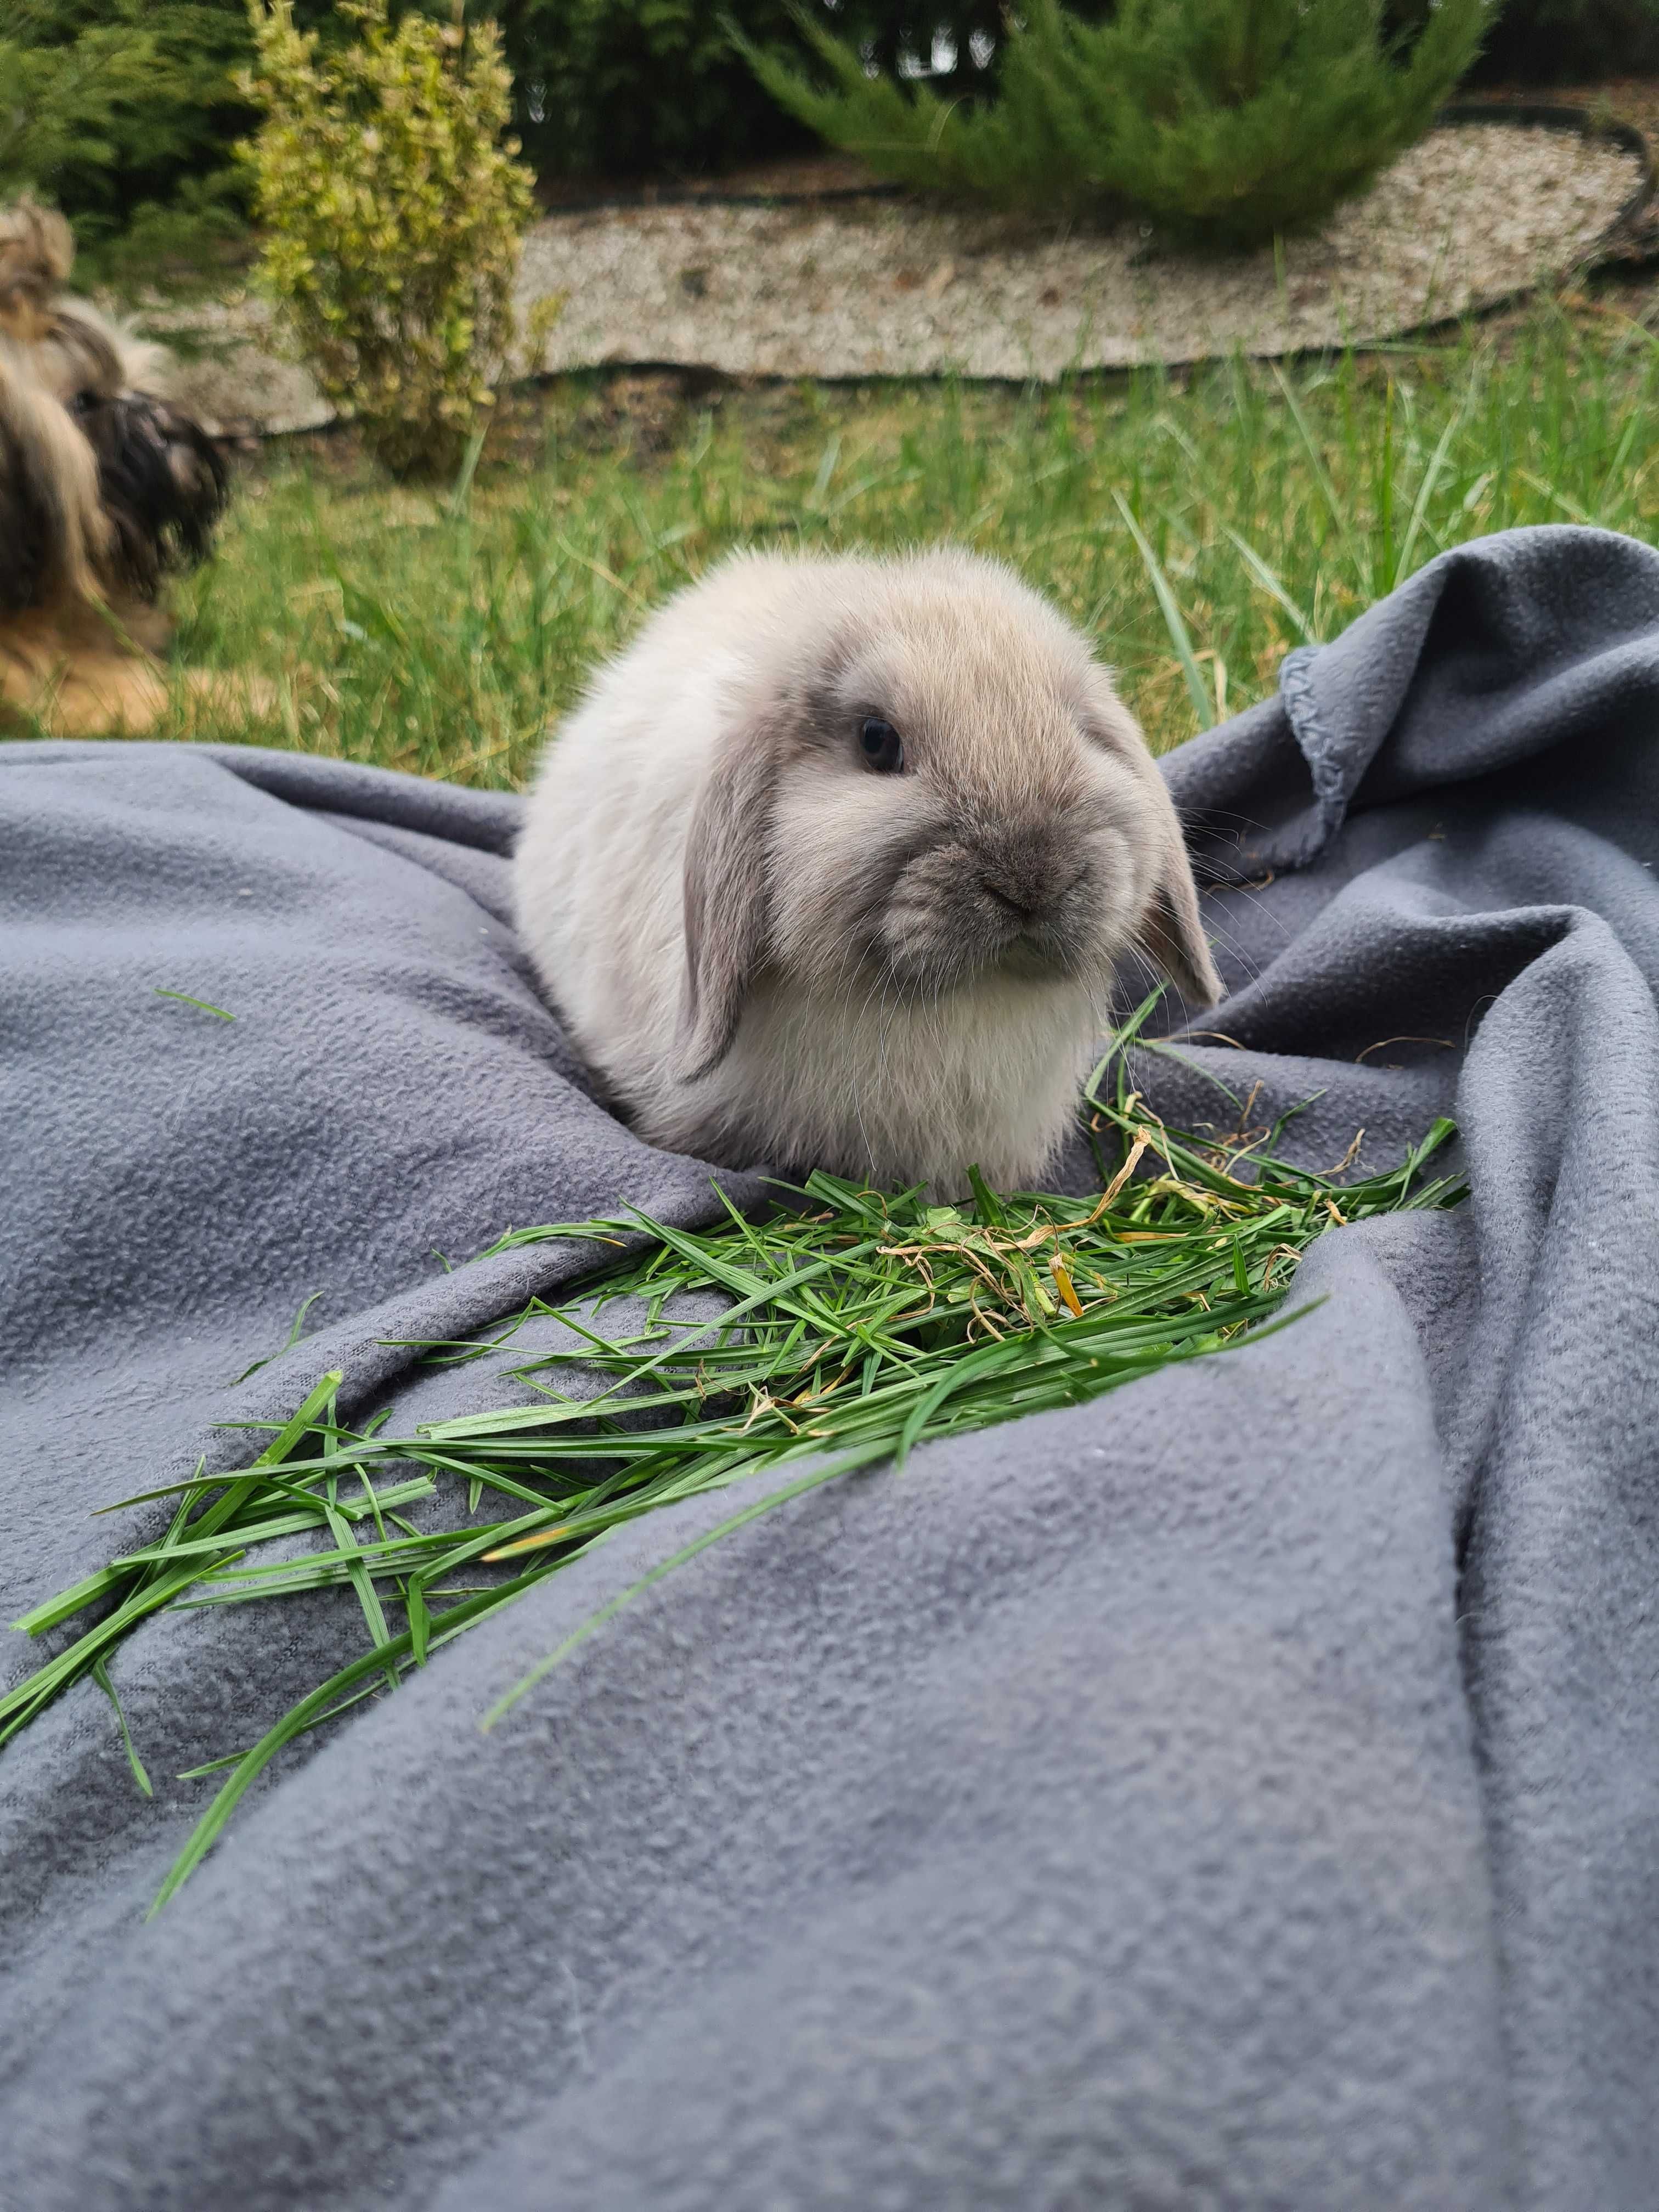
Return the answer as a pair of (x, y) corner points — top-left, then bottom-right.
(515, 546), (1220, 1193)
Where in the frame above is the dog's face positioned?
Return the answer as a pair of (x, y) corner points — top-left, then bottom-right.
(0, 198), (227, 611)
(78, 389), (229, 599)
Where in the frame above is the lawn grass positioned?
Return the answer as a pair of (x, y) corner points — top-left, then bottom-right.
(137, 294), (1659, 788)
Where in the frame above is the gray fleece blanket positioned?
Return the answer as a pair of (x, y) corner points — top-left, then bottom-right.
(4, 522), (1659, 2211)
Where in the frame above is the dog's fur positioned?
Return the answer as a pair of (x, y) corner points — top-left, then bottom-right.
(0, 199), (238, 733)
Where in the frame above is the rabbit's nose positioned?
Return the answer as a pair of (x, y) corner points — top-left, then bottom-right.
(979, 851), (1086, 926)
(982, 874), (1040, 923)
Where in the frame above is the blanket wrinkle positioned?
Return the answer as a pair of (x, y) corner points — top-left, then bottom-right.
(4, 523), (1659, 2210)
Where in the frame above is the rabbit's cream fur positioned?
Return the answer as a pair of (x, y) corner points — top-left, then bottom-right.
(516, 547), (1220, 1193)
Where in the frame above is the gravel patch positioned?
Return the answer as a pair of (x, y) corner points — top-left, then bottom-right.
(520, 126), (1642, 380)
(153, 121), (1644, 435)
(156, 295), (334, 438)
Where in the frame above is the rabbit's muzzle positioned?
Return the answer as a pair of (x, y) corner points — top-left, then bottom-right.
(876, 819), (1124, 997)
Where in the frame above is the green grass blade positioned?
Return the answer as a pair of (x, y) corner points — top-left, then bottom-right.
(1112, 491), (1212, 732)
(1222, 526), (1316, 644)
(92, 1656), (154, 1798)
(5, 1073), (1462, 1906)
(151, 1565), (554, 1914)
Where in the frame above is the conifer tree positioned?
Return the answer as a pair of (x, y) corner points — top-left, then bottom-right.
(741, 0), (1492, 247)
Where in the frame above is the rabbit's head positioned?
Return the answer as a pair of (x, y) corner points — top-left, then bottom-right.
(676, 549), (1218, 1080)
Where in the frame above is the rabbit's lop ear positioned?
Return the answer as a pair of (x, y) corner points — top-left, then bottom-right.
(1141, 815), (1223, 1011)
(675, 718), (775, 1081)
(1080, 670), (1222, 1011)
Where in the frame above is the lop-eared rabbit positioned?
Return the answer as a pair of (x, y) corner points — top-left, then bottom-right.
(516, 547), (1220, 1194)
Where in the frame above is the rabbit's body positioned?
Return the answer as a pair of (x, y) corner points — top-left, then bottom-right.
(516, 548), (1219, 1193)
(671, 968), (1101, 1192)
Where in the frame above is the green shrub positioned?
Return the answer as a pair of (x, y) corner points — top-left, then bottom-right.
(4, 0), (1112, 259)
(742, 0), (1491, 246)
(1, 3), (148, 205)
(3, 1), (985, 248)
(241, 0), (535, 481)
(0, 5), (236, 256)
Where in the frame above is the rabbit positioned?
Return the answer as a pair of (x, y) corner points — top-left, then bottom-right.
(515, 545), (1221, 1195)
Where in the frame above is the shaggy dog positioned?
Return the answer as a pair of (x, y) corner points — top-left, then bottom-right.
(0, 199), (241, 733)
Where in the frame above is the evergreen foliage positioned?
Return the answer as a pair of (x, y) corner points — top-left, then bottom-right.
(240, 0), (535, 481)
(0, 4), (161, 218)
(20, 0), (1623, 267)
(742, 0), (1493, 246)
(0, 1), (339, 267)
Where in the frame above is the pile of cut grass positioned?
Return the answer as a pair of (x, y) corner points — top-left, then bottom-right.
(4, 1071), (1464, 1911)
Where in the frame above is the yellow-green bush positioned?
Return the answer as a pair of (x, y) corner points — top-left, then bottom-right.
(240, 0), (533, 481)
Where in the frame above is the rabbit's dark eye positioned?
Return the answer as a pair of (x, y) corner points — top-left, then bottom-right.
(859, 716), (904, 774)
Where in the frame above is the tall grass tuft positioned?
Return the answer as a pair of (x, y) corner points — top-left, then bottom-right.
(130, 307), (1659, 782)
